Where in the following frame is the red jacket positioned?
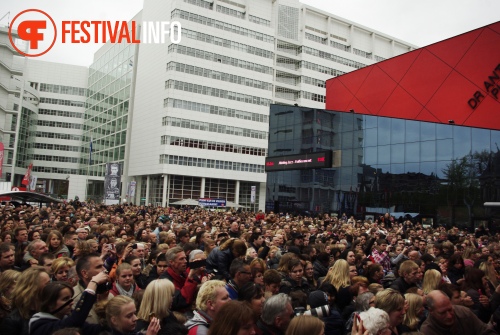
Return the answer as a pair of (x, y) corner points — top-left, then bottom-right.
(161, 267), (198, 307)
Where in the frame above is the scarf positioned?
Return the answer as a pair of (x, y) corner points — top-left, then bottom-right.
(116, 282), (135, 297)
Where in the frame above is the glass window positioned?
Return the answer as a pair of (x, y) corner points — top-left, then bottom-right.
(491, 131), (500, 151)
(365, 115), (377, 129)
(436, 123), (452, 139)
(420, 122), (436, 141)
(391, 144), (404, 163)
(453, 126), (471, 159)
(378, 118), (390, 145)
(471, 128), (489, 154)
(391, 119), (405, 144)
(405, 162), (420, 173)
(364, 146), (377, 165)
(436, 160), (451, 179)
(405, 121), (420, 142)
(421, 140), (436, 162)
(436, 139), (453, 161)
(365, 128), (377, 147)
(421, 161), (437, 176)
(391, 163), (404, 174)
(405, 142), (420, 163)
(378, 145), (390, 165)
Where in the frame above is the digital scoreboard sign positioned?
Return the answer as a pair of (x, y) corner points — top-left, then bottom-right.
(265, 151), (333, 172)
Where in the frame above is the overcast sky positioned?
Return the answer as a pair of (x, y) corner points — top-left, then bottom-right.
(1, 0), (498, 67)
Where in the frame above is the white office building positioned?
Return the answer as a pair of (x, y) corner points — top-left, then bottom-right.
(2, 0), (417, 208)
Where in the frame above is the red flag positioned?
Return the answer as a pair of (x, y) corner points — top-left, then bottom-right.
(21, 163), (33, 186)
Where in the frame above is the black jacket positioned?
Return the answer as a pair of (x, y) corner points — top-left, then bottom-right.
(389, 277), (416, 295)
(29, 291), (103, 335)
(0, 309), (30, 335)
(313, 260), (328, 280)
(206, 247), (234, 281)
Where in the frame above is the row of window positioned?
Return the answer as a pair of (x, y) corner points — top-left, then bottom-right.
(166, 62), (273, 91)
(184, 0), (212, 9)
(39, 83), (86, 96)
(164, 98), (268, 123)
(38, 108), (84, 119)
(162, 135), (267, 156)
(37, 120), (82, 129)
(353, 48), (372, 59)
(33, 166), (78, 174)
(302, 46), (367, 70)
(249, 15), (271, 27)
(301, 60), (346, 77)
(40, 98), (85, 107)
(167, 44), (273, 75)
(36, 131), (82, 141)
(331, 41), (350, 52)
(216, 5), (245, 19)
(171, 10), (274, 43)
(301, 76), (326, 88)
(305, 32), (327, 45)
(181, 28), (274, 59)
(162, 116), (268, 140)
(34, 155), (79, 163)
(159, 154), (265, 173)
(300, 91), (326, 103)
(33, 143), (81, 152)
(165, 80), (272, 106)
(218, 0), (245, 9)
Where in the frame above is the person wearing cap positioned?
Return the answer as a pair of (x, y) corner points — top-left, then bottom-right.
(291, 232), (304, 250)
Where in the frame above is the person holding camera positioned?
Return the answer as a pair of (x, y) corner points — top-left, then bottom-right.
(73, 253), (111, 324)
(159, 247), (199, 312)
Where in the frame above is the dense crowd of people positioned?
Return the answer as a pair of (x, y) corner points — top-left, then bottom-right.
(0, 199), (499, 335)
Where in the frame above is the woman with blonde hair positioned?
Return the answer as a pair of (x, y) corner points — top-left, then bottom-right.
(51, 257), (75, 282)
(323, 259), (352, 310)
(136, 279), (186, 333)
(0, 270), (20, 322)
(107, 295), (161, 335)
(479, 259), (498, 291)
(285, 315), (324, 335)
(403, 293), (424, 331)
(422, 269), (442, 294)
(72, 240), (92, 260)
(375, 289), (406, 335)
(46, 230), (70, 258)
(1, 266), (50, 334)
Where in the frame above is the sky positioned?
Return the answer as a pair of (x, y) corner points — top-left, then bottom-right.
(1, 0), (499, 67)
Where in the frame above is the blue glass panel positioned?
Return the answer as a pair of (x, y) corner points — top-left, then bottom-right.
(491, 131), (500, 152)
(377, 164), (391, 174)
(365, 115), (377, 129)
(391, 118), (405, 144)
(391, 163), (404, 174)
(420, 161), (436, 176)
(471, 128), (490, 154)
(405, 162), (420, 173)
(391, 144), (405, 163)
(378, 118), (391, 145)
(453, 126), (471, 158)
(436, 139), (452, 161)
(365, 128), (378, 147)
(405, 142), (420, 163)
(378, 145), (390, 165)
(421, 122), (436, 141)
(364, 146), (377, 165)
(436, 123), (452, 139)
(406, 120), (420, 142)
(436, 160), (451, 179)
(421, 140), (436, 162)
